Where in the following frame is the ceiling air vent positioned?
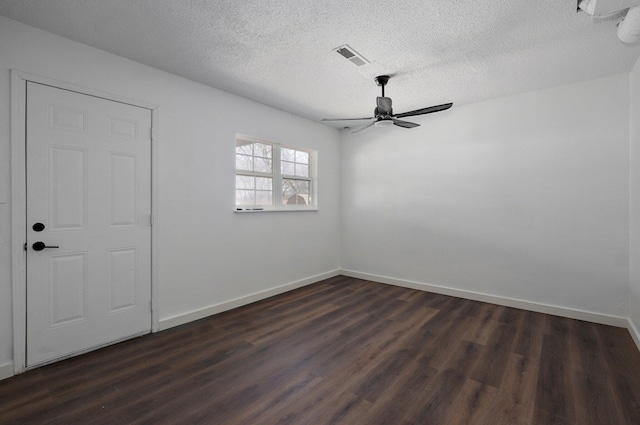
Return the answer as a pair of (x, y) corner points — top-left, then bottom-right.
(334, 45), (370, 66)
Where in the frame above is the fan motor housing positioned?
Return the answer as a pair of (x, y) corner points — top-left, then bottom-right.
(375, 75), (390, 87)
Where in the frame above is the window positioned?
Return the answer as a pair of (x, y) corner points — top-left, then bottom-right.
(235, 135), (316, 211)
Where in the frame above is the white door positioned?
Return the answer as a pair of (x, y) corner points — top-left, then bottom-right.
(26, 82), (152, 367)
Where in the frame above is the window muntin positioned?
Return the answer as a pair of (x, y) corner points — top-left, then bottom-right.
(235, 136), (316, 211)
(281, 148), (309, 178)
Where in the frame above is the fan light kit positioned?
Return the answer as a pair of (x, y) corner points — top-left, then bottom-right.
(618, 6), (640, 43)
(374, 120), (394, 128)
(322, 75), (453, 133)
(578, 0), (640, 43)
(578, 0), (640, 17)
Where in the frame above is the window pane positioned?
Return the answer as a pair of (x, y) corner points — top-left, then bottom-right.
(256, 177), (272, 190)
(235, 142), (253, 155)
(236, 140), (274, 174)
(236, 190), (255, 205)
(236, 175), (255, 189)
(254, 158), (272, 173)
(282, 179), (309, 205)
(255, 190), (272, 205)
(282, 179), (309, 194)
(236, 154), (253, 171)
(295, 163), (309, 177)
(281, 161), (295, 176)
(254, 143), (272, 159)
(296, 150), (309, 164)
(282, 193), (309, 205)
(281, 148), (295, 162)
(296, 180), (310, 193)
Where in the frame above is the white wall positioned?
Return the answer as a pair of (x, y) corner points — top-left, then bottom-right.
(630, 57), (640, 344)
(0, 17), (341, 369)
(341, 74), (630, 320)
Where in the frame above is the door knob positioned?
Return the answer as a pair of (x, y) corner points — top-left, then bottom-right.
(32, 242), (59, 251)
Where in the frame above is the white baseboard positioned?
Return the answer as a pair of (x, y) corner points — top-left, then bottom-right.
(158, 269), (341, 331)
(629, 319), (640, 352)
(341, 269), (628, 328)
(0, 361), (14, 381)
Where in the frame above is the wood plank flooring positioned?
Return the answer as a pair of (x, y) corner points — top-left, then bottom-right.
(2, 275), (640, 424)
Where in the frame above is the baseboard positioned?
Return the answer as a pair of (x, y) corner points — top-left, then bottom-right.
(341, 269), (628, 328)
(158, 269), (341, 331)
(629, 319), (640, 352)
(0, 361), (14, 381)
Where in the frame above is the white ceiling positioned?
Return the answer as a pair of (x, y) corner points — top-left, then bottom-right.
(1, 0), (639, 128)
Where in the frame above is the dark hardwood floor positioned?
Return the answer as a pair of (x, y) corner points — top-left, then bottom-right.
(2, 275), (640, 424)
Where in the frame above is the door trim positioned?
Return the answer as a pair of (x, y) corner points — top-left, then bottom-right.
(10, 70), (160, 374)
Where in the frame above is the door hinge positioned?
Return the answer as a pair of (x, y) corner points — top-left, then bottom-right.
(150, 214), (154, 226)
(24, 242), (27, 251)
(149, 127), (153, 140)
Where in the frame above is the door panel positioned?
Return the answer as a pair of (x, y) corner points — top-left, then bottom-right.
(50, 145), (88, 230)
(107, 248), (138, 312)
(26, 82), (152, 367)
(49, 252), (88, 327)
(108, 152), (137, 227)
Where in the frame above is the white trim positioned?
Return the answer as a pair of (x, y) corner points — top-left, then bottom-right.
(150, 109), (161, 333)
(158, 269), (341, 331)
(0, 361), (14, 381)
(341, 269), (629, 328)
(234, 207), (319, 213)
(10, 70), (160, 373)
(11, 70), (158, 110)
(629, 319), (640, 352)
(10, 71), (27, 374)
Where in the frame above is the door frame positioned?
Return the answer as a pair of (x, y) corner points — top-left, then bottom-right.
(10, 70), (161, 374)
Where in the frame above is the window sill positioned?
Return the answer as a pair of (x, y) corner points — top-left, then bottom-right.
(234, 206), (318, 213)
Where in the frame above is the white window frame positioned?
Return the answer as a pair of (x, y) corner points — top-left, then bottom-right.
(235, 134), (318, 212)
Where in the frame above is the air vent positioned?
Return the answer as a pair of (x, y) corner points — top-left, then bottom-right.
(334, 45), (370, 67)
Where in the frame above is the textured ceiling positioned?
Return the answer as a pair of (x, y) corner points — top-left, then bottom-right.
(1, 0), (639, 128)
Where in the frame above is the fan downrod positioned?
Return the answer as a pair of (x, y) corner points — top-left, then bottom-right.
(375, 75), (390, 97)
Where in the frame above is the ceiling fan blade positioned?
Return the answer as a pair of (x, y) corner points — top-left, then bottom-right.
(352, 121), (376, 133)
(376, 97), (392, 115)
(393, 102), (453, 119)
(322, 117), (374, 122)
(392, 119), (420, 129)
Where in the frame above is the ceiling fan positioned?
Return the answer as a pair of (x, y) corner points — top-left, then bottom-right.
(322, 75), (452, 133)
